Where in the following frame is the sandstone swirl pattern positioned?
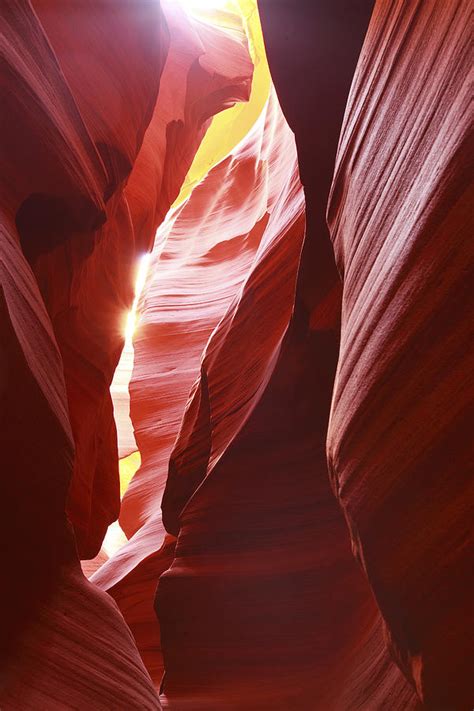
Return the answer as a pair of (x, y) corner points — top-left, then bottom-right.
(1, 1), (471, 709)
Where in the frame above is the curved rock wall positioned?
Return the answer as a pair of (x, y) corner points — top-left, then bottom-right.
(0, 6), (161, 704)
(1, 0), (471, 708)
(327, 1), (473, 707)
(93, 88), (304, 687)
(27, 0), (252, 558)
(0, 0), (251, 705)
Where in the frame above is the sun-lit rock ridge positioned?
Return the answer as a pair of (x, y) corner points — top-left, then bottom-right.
(92, 87), (304, 686)
(0, 3), (161, 706)
(25, 0), (253, 559)
(1, 0), (471, 708)
(1, 0), (251, 704)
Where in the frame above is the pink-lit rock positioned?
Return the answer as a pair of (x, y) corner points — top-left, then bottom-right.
(93, 88), (304, 685)
(1, 0), (471, 707)
(26, 0), (252, 558)
(326, 1), (473, 707)
(1, 3), (161, 706)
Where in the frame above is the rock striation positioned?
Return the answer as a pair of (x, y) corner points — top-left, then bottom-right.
(1, 0), (471, 708)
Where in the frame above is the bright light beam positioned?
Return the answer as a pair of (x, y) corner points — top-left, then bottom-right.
(124, 253), (151, 342)
(178, 0), (237, 14)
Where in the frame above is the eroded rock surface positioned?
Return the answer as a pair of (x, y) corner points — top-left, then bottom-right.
(1, 0), (471, 708)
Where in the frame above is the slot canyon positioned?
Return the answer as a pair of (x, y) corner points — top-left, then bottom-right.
(0, 0), (472, 709)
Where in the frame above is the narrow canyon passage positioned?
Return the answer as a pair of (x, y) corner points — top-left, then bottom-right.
(0, 1), (471, 710)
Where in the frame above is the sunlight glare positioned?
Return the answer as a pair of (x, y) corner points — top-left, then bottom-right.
(178, 0), (237, 14)
(124, 253), (151, 342)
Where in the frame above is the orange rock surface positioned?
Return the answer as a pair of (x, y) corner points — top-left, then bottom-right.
(1, 0), (471, 708)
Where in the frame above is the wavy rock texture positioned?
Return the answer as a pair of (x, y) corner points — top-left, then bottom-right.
(141, 0), (469, 707)
(93, 88), (302, 685)
(152, 7), (418, 701)
(123, 0), (254, 246)
(0, 7), (160, 704)
(1, 236), (160, 709)
(123, 89), (292, 537)
(110, 0), (256, 466)
(158, 305), (418, 710)
(2, 564), (161, 710)
(2, 0), (471, 708)
(148, 2), (410, 708)
(326, 1), (473, 708)
(98, 1), (470, 707)
(20, 0), (165, 558)
(1, 0), (100, 659)
(258, 0), (472, 708)
(28, 0), (252, 558)
(1, 0), (250, 705)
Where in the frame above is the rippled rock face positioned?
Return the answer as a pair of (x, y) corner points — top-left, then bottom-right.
(94, 88), (307, 691)
(326, 2), (472, 707)
(1, 0), (249, 705)
(1, 0), (471, 708)
(0, 3), (162, 704)
(261, 0), (471, 708)
(25, 0), (252, 560)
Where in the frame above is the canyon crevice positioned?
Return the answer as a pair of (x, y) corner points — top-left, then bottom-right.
(1, 1), (471, 709)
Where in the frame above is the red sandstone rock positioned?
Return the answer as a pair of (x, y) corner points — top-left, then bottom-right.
(157, 310), (419, 709)
(93, 89), (303, 686)
(152, 81), (415, 710)
(1, 0), (251, 703)
(25, 0), (252, 558)
(123, 90), (293, 539)
(2, 565), (161, 710)
(99, 2), (471, 706)
(326, 2), (473, 707)
(0, 3), (161, 706)
(2, 0), (471, 707)
(124, 0), (254, 249)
